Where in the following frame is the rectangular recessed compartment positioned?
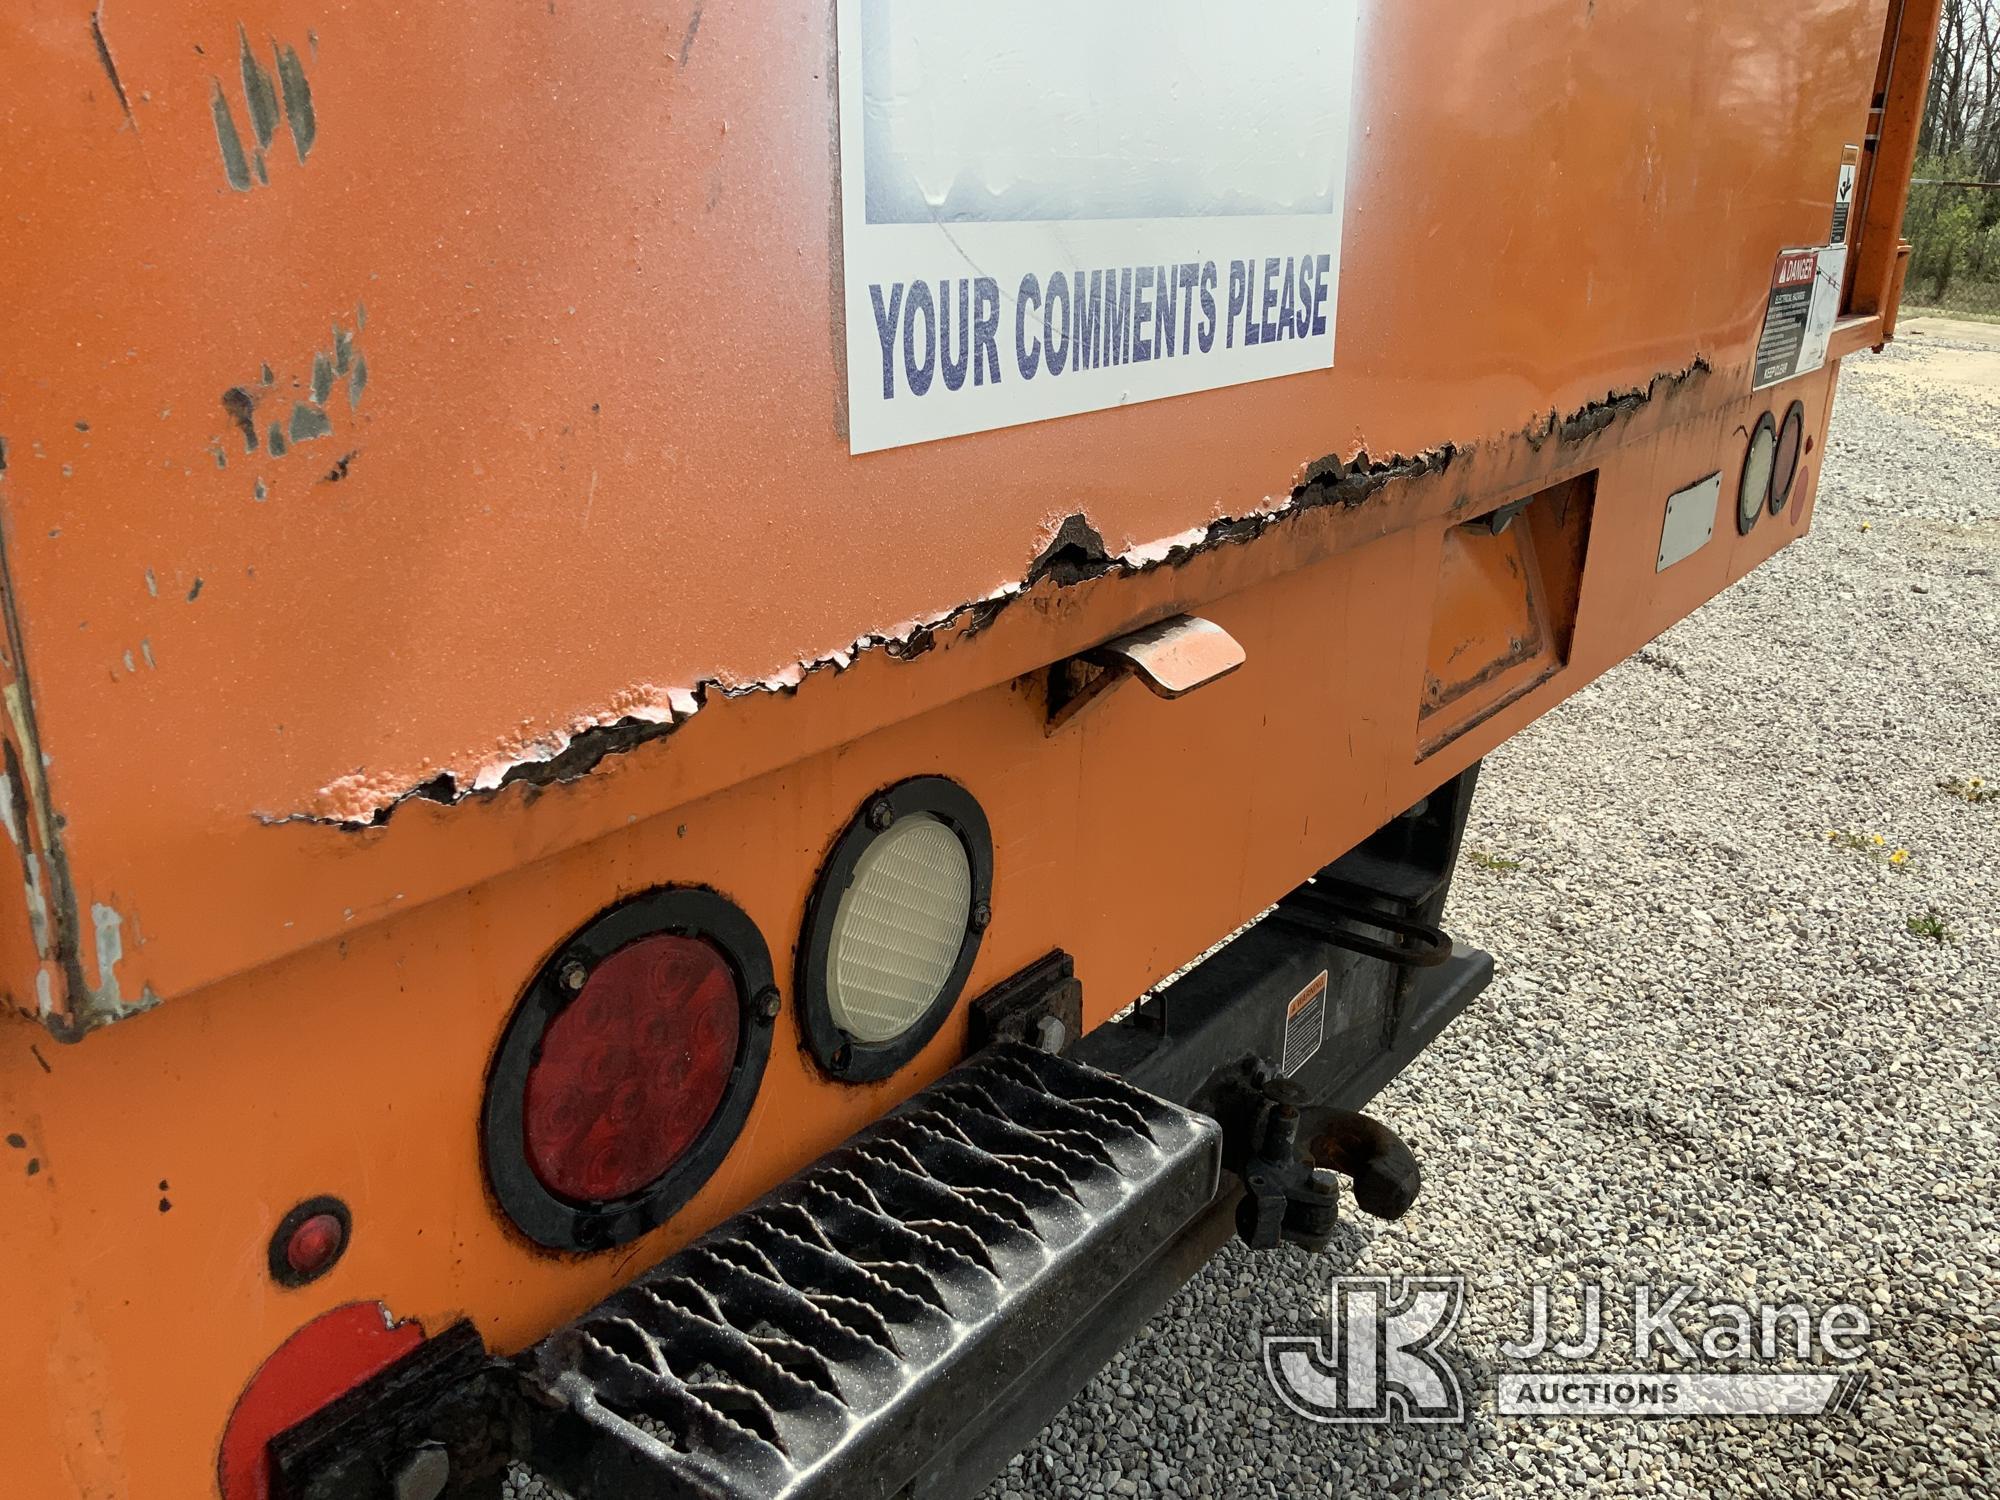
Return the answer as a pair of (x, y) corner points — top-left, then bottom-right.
(1419, 473), (1594, 758)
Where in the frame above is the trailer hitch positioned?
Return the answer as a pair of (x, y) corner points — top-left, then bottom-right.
(1226, 1078), (1422, 1252)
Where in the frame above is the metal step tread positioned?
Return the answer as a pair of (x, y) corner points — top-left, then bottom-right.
(522, 1044), (1223, 1500)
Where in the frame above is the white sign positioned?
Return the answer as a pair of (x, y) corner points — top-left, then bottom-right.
(836, 0), (1362, 454)
(1752, 244), (1847, 391)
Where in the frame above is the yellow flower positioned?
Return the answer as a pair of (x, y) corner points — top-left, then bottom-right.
(1890, 850), (1910, 866)
(1823, 829), (1837, 840)
(1972, 777), (1986, 789)
(1870, 833), (1886, 845)
(1859, 521), (1873, 532)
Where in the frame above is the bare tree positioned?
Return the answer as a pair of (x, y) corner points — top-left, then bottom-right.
(1909, 1), (2000, 305)
(1922, 0), (2000, 178)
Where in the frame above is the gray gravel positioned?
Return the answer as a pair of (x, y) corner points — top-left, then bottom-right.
(509, 327), (1999, 1499)
(981, 328), (2000, 1498)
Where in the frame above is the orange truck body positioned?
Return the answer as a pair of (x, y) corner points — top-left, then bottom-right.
(0, 0), (1939, 1494)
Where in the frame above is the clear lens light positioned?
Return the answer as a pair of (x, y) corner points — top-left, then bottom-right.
(1740, 424), (1776, 528)
(828, 814), (971, 1043)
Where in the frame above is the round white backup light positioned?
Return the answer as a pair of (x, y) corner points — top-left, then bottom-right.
(827, 814), (972, 1043)
(798, 777), (994, 1083)
(1739, 414), (1777, 534)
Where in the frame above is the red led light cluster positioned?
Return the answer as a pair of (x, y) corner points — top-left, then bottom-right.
(522, 934), (741, 1204)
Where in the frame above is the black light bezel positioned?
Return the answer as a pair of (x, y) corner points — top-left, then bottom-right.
(796, 776), (994, 1084)
(1737, 410), (1777, 535)
(1770, 400), (1806, 515)
(481, 886), (776, 1253)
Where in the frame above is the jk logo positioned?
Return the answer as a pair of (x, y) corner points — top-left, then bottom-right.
(1264, 1276), (1466, 1424)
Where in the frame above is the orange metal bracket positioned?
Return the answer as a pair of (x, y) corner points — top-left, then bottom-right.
(1046, 615), (1247, 734)
(1849, 0), (1946, 323)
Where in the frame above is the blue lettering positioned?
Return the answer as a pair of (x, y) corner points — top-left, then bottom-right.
(1133, 265), (1154, 362)
(973, 276), (1001, 386)
(1016, 273), (1043, 381)
(870, 282), (904, 400)
(1226, 260), (1246, 349)
(1109, 268), (1133, 366)
(904, 280), (936, 397)
(1199, 262), (1218, 352)
(1312, 254), (1332, 336)
(1076, 270), (1102, 370)
(940, 279), (971, 392)
(1259, 256), (1280, 344)
(1277, 256), (1296, 342)
(1046, 271), (1072, 375)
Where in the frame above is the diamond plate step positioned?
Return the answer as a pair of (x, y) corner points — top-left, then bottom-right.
(521, 1044), (1223, 1500)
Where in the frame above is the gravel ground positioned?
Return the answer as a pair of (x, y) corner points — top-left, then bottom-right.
(979, 331), (2000, 1499)
(508, 328), (1998, 1500)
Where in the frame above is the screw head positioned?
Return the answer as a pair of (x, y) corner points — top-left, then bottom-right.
(1309, 1167), (1341, 1197)
(1033, 1014), (1068, 1054)
(755, 986), (782, 1022)
(558, 958), (590, 994)
(866, 798), (895, 831)
(969, 901), (992, 933)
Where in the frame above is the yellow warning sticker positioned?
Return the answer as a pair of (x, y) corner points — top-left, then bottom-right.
(1281, 970), (1329, 1077)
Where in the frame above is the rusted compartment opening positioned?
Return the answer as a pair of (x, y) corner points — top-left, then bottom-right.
(1417, 473), (1595, 758)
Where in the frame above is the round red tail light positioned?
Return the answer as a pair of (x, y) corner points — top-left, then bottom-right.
(483, 889), (776, 1252)
(523, 934), (740, 1203)
(1770, 400), (1805, 516)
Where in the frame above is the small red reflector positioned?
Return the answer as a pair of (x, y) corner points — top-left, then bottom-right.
(285, 1212), (346, 1278)
(523, 934), (740, 1204)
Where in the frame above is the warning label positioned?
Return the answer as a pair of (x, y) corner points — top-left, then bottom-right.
(1753, 245), (1847, 391)
(1830, 149), (1859, 244)
(1280, 970), (1329, 1078)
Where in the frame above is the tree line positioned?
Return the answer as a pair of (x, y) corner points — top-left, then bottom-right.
(1908, 0), (2000, 304)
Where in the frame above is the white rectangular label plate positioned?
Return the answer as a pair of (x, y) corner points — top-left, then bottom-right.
(835, 0), (1361, 454)
(1658, 473), (1721, 572)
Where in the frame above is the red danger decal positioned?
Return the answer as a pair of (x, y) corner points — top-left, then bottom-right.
(1774, 253), (1819, 287)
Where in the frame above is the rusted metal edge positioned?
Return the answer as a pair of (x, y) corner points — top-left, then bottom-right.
(1524, 358), (1713, 449)
(273, 354), (1713, 832)
(269, 445), (1453, 832)
(0, 515), (158, 1038)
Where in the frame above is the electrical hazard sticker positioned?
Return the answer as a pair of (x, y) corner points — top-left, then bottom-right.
(1753, 245), (1847, 391)
(1280, 970), (1329, 1078)
(1830, 146), (1860, 244)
